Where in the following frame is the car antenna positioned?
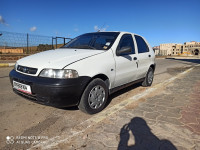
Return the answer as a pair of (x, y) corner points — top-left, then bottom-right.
(99, 23), (106, 32)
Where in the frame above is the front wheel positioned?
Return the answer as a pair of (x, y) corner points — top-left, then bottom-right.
(142, 67), (154, 87)
(78, 78), (108, 114)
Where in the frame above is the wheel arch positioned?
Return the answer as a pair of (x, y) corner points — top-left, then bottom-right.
(91, 74), (110, 89)
(78, 74), (110, 114)
(77, 74), (110, 106)
(150, 64), (156, 71)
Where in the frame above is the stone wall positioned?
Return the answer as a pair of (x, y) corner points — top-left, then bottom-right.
(0, 49), (24, 54)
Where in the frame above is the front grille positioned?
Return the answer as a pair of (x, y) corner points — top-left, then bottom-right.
(17, 65), (38, 75)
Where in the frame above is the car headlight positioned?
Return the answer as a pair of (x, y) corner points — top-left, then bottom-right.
(39, 69), (79, 79)
(14, 63), (18, 70)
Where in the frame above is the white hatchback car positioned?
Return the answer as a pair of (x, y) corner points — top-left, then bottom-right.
(10, 32), (155, 114)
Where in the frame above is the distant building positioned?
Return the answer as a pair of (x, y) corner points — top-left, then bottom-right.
(183, 41), (200, 56)
(172, 44), (182, 55)
(152, 46), (160, 55)
(160, 43), (177, 55)
(157, 41), (200, 56)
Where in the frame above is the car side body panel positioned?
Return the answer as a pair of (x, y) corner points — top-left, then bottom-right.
(64, 49), (116, 89)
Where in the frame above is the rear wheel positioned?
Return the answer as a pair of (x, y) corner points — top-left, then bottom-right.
(78, 78), (108, 114)
(142, 67), (154, 87)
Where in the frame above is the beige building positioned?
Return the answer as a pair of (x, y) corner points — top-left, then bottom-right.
(152, 46), (160, 55)
(172, 44), (182, 55)
(183, 41), (200, 56)
(158, 41), (200, 56)
(160, 43), (177, 55)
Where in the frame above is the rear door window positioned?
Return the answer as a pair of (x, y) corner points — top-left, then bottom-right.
(135, 35), (149, 53)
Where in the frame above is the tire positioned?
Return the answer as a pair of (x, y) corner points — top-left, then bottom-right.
(78, 78), (108, 114)
(142, 67), (154, 87)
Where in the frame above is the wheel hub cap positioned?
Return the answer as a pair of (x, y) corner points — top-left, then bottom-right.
(148, 70), (154, 84)
(88, 85), (105, 109)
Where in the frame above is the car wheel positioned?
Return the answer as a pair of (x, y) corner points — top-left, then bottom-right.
(142, 67), (154, 87)
(78, 78), (108, 114)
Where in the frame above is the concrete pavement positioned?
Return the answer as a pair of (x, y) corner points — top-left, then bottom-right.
(1, 58), (200, 150)
(39, 66), (200, 150)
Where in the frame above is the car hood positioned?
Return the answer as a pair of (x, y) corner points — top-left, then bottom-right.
(17, 48), (104, 73)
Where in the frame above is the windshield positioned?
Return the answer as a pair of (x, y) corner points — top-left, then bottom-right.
(62, 32), (120, 50)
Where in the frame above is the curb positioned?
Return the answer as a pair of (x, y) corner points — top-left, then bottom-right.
(0, 63), (15, 67)
(166, 56), (200, 60)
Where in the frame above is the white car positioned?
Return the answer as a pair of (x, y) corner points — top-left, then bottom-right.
(10, 32), (155, 114)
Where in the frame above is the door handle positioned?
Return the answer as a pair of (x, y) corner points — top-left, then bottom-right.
(148, 55), (151, 57)
(133, 57), (137, 60)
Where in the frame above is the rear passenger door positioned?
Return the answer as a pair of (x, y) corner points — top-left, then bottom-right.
(135, 35), (151, 78)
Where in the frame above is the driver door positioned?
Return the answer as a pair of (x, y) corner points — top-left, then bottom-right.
(113, 34), (138, 88)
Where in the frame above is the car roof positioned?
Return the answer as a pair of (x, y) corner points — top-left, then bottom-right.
(90, 31), (141, 36)
(77, 31), (142, 38)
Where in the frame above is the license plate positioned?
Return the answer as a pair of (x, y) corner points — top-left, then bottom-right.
(13, 81), (32, 94)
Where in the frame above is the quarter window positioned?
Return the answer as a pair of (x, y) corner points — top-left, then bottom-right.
(135, 35), (149, 53)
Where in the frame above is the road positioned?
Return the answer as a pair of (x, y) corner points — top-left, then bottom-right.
(0, 58), (200, 149)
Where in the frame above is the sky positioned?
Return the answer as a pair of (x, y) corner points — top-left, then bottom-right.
(0, 0), (200, 46)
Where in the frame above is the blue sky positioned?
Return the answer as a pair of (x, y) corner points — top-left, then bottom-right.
(0, 0), (200, 46)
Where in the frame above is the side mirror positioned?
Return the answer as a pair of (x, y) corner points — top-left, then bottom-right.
(116, 46), (132, 56)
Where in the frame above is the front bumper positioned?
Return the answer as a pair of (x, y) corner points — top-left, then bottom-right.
(9, 69), (91, 107)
